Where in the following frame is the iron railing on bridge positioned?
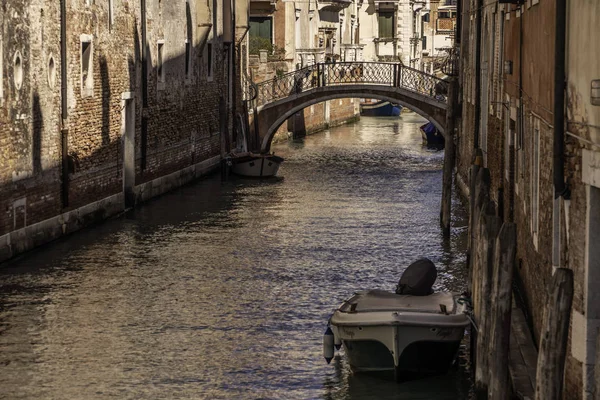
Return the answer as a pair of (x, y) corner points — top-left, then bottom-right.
(252, 62), (449, 108)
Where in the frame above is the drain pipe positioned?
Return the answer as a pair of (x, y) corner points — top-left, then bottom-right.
(140, 0), (148, 170)
(473, 0), (482, 149)
(553, 0), (568, 198)
(231, 0), (237, 149)
(552, 0), (569, 271)
(60, 0), (69, 208)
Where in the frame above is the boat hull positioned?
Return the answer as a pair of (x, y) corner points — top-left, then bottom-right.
(334, 324), (464, 376)
(330, 290), (469, 380)
(229, 154), (283, 178)
(360, 101), (402, 117)
(420, 122), (445, 145)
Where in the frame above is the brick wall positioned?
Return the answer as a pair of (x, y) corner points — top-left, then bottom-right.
(271, 98), (360, 143)
(0, 0), (63, 237)
(455, 1), (597, 397)
(1, 0), (238, 246)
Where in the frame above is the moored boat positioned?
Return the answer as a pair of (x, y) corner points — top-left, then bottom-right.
(420, 122), (445, 145)
(360, 99), (402, 117)
(227, 152), (284, 178)
(325, 258), (469, 381)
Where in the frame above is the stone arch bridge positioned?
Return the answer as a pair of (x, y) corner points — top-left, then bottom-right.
(249, 62), (449, 152)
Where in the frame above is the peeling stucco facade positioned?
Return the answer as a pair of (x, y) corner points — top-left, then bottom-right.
(0, 0), (248, 262)
(457, 0), (600, 397)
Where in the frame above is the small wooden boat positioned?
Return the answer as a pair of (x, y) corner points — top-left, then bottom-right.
(226, 114), (284, 178)
(420, 122), (445, 145)
(227, 152), (284, 178)
(360, 99), (402, 117)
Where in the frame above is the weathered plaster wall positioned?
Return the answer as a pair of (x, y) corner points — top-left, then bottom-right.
(1, 0), (63, 238)
(564, 0), (600, 397)
(0, 0), (242, 263)
(458, 0), (600, 397)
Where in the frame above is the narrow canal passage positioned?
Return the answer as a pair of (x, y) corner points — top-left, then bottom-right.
(0, 113), (471, 399)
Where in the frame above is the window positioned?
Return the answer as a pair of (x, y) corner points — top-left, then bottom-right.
(80, 35), (93, 97)
(531, 120), (540, 236)
(422, 13), (430, 23)
(13, 51), (23, 90)
(185, 40), (191, 79)
(157, 40), (165, 89)
(48, 55), (56, 88)
(439, 11), (451, 18)
(378, 12), (394, 38)
(108, 0), (114, 30)
(249, 17), (273, 42)
(422, 36), (427, 50)
(206, 42), (213, 80)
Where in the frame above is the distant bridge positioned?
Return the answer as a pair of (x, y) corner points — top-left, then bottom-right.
(249, 62), (449, 152)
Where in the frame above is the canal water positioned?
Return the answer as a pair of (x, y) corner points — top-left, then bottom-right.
(0, 113), (472, 399)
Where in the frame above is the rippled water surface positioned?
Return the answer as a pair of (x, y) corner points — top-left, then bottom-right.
(0, 114), (471, 399)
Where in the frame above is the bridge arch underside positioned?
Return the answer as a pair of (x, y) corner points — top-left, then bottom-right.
(256, 85), (448, 152)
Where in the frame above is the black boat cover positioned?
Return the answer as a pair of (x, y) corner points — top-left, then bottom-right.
(395, 258), (437, 296)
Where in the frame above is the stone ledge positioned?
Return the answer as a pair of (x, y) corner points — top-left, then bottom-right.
(510, 304), (538, 400)
(0, 156), (221, 265)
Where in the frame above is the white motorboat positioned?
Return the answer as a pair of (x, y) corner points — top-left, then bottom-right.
(325, 259), (469, 381)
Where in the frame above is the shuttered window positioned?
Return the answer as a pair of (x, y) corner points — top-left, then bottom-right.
(378, 12), (394, 38)
(250, 17), (273, 41)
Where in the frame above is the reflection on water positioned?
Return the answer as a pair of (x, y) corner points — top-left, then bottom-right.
(0, 113), (471, 399)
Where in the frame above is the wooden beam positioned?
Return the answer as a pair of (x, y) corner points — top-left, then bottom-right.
(441, 78), (458, 237)
(474, 211), (502, 395)
(488, 222), (517, 400)
(534, 268), (574, 400)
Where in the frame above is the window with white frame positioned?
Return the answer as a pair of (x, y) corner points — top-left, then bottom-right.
(108, 0), (115, 30)
(13, 51), (23, 91)
(80, 35), (94, 97)
(531, 118), (540, 237)
(378, 11), (395, 38)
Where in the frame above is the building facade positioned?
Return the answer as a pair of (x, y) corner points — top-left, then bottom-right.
(420, 0), (456, 73)
(457, 0), (600, 398)
(0, 0), (248, 262)
(247, 0), (360, 139)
